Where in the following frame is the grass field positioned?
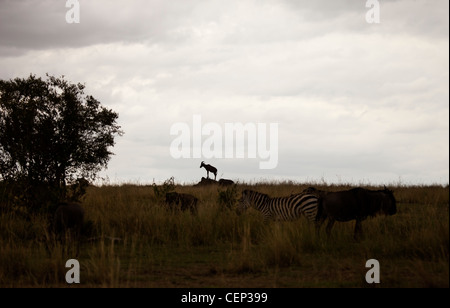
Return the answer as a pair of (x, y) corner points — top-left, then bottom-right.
(0, 181), (448, 288)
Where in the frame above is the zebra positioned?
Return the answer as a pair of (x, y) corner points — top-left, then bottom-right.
(200, 161), (217, 180)
(238, 189), (319, 222)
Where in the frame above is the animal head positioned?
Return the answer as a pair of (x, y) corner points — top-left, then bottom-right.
(237, 189), (252, 214)
(237, 190), (269, 213)
(200, 161), (205, 168)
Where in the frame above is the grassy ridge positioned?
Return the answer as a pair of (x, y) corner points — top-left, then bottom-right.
(0, 182), (448, 287)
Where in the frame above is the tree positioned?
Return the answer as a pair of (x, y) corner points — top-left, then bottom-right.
(0, 74), (123, 211)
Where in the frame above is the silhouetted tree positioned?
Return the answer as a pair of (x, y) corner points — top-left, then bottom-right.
(0, 74), (123, 211)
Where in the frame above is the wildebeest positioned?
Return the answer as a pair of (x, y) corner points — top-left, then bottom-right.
(51, 202), (85, 256)
(42, 201), (86, 256)
(200, 161), (217, 180)
(218, 179), (234, 186)
(165, 192), (198, 214)
(316, 187), (397, 239)
(54, 201), (85, 237)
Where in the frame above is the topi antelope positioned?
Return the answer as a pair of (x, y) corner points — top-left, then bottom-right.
(200, 161), (217, 180)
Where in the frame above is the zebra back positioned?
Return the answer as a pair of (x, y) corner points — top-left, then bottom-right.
(239, 189), (319, 222)
(239, 189), (270, 212)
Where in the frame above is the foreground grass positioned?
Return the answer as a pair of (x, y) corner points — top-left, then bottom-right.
(0, 182), (448, 287)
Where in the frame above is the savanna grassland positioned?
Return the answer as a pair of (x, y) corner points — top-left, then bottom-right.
(0, 181), (448, 288)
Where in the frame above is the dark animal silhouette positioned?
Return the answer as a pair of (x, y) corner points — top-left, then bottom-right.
(54, 201), (85, 238)
(316, 187), (397, 239)
(165, 192), (198, 214)
(200, 161), (217, 180)
(51, 201), (85, 255)
(218, 179), (234, 186)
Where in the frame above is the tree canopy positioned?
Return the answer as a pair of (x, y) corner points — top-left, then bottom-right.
(0, 74), (123, 210)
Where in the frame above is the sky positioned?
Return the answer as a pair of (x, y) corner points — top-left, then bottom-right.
(0, 0), (448, 186)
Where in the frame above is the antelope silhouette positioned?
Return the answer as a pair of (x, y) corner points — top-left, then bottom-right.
(200, 161), (217, 180)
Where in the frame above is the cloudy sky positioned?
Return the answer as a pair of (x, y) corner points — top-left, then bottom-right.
(0, 0), (448, 185)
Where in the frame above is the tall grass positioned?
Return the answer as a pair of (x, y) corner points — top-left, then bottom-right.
(0, 182), (448, 287)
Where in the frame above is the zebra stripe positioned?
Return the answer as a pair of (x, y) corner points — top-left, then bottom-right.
(238, 189), (319, 222)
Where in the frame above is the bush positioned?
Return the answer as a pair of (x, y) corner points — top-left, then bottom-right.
(217, 184), (238, 210)
(152, 177), (175, 202)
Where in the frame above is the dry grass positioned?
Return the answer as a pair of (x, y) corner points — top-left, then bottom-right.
(0, 181), (448, 287)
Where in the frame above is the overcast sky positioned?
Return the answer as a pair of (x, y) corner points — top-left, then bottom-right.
(0, 0), (448, 186)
